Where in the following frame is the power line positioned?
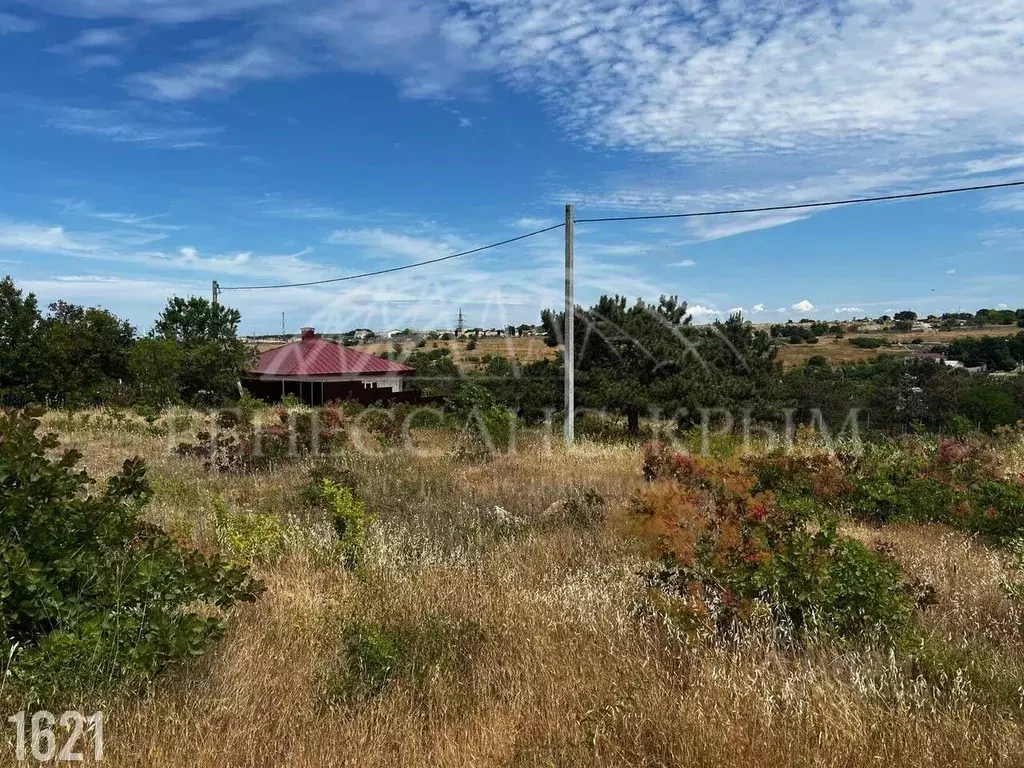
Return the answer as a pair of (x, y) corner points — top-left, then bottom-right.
(574, 179), (1024, 224)
(217, 178), (1024, 291)
(219, 222), (565, 291)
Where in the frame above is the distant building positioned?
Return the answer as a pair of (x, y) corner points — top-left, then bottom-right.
(943, 359), (988, 374)
(905, 352), (944, 364)
(243, 327), (414, 406)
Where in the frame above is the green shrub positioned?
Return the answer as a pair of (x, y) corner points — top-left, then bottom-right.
(212, 495), (287, 565)
(328, 616), (484, 704)
(298, 461), (360, 509)
(321, 480), (371, 568)
(636, 444), (914, 645)
(967, 481), (1024, 540)
(0, 408), (263, 703)
(850, 337), (886, 349)
(1000, 538), (1024, 606)
(281, 393), (303, 408)
(235, 390), (265, 425)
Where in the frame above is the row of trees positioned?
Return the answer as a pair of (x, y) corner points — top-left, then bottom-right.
(868, 308), (1024, 327)
(0, 277), (251, 407)
(412, 295), (1024, 435)
(946, 333), (1024, 372)
(5, 275), (1023, 434)
(785, 355), (1024, 433)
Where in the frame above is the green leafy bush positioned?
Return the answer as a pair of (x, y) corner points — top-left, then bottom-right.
(636, 444), (913, 644)
(1000, 538), (1024, 604)
(212, 495), (287, 565)
(321, 480), (371, 568)
(328, 616), (484, 704)
(298, 461), (360, 509)
(0, 409), (263, 703)
(849, 337), (887, 349)
(755, 438), (1024, 540)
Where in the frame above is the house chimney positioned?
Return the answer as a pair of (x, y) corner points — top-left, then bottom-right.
(301, 327), (315, 340)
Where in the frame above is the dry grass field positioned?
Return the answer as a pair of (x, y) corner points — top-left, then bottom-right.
(23, 410), (1024, 767)
(364, 336), (557, 371)
(776, 325), (1022, 368)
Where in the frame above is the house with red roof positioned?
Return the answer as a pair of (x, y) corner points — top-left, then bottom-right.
(243, 327), (415, 406)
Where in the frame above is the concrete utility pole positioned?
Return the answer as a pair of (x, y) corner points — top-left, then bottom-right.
(212, 280), (220, 307)
(564, 204), (575, 445)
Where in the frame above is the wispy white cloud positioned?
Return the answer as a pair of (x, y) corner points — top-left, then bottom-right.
(34, 1), (1024, 163)
(42, 103), (222, 148)
(751, 303), (766, 313)
(791, 299), (815, 313)
(47, 26), (131, 68)
(130, 44), (306, 101)
(686, 212), (810, 242)
(960, 154), (1024, 176)
(0, 223), (99, 255)
(0, 13), (37, 34)
(29, 0), (284, 24)
(30, 0), (1024, 234)
(0, 216), (325, 284)
(56, 198), (178, 230)
(70, 27), (130, 47)
(982, 191), (1024, 213)
(672, 258), (696, 267)
(512, 217), (553, 230)
(325, 227), (467, 263)
(835, 306), (864, 314)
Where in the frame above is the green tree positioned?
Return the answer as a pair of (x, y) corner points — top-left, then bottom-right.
(959, 383), (1020, 431)
(128, 338), (184, 406)
(542, 299), (780, 434)
(37, 301), (135, 406)
(153, 297), (251, 406)
(0, 277), (42, 405)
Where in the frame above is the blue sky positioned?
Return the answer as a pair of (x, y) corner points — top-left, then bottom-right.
(2, 0), (1024, 334)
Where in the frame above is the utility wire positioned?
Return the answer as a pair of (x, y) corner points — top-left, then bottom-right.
(219, 222), (565, 291)
(219, 178), (1024, 290)
(574, 179), (1024, 223)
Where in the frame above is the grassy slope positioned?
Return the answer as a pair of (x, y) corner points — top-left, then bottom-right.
(32, 411), (1024, 767)
(775, 325), (1022, 368)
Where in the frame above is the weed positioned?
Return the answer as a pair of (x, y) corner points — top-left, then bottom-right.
(327, 616), (484, 705)
(212, 495), (288, 566)
(321, 480), (372, 568)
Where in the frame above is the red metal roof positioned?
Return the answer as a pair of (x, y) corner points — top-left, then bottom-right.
(248, 335), (414, 377)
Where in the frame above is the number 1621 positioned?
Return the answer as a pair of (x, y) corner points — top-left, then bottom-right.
(7, 711), (104, 762)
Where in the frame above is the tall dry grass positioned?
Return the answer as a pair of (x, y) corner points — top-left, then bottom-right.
(21, 411), (1024, 767)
